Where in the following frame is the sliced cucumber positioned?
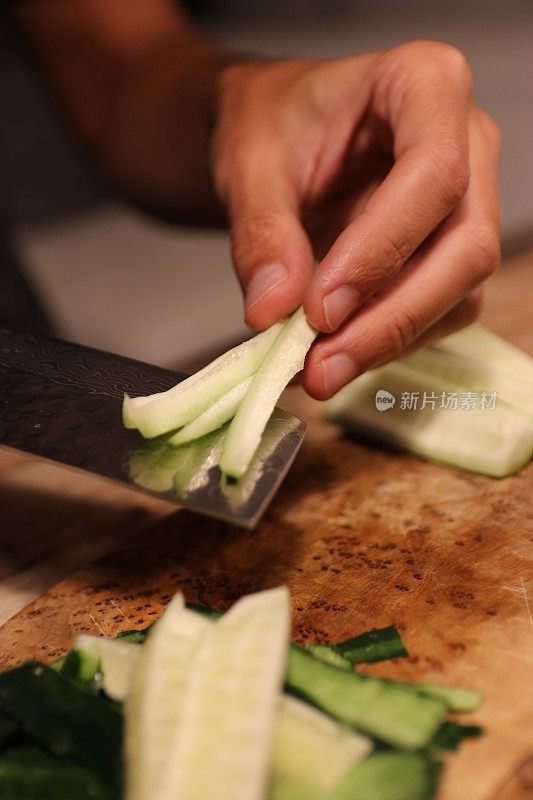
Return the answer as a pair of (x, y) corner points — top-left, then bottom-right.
(304, 644), (352, 671)
(128, 428), (223, 494)
(437, 324), (533, 388)
(0, 747), (119, 800)
(271, 695), (371, 795)
(269, 776), (326, 800)
(160, 587), (290, 800)
(331, 751), (439, 800)
(55, 647), (100, 692)
(0, 663), (122, 789)
(404, 347), (533, 420)
(124, 594), (212, 800)
(285, 646), (446, 750)
(221, 307), (317, 479)
(326, 361), (533, 477)
(0, 713), (19, 748)
(123, 323), (283, 438)
(432, 720), (483, 751)
(73, 635), (141, 702)
(168, 376), (253, 446)
(408, 682), (483, 713)
(336, 625), (408, 664)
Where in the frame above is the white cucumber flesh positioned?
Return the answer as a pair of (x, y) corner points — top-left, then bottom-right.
(404, 347), (533, 420)
(123, 322), (283, 438)
(73, 634), (141, 702)
(124, 594), (212, 800)
(437, 324), (533, 386)
(221, 307), (317, 479)
(271, 695), (371, 794)
(326, 361), (533, 477)
(160, 586), (290, 800)
(168, 376), (253, 447)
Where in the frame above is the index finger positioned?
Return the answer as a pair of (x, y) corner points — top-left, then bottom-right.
(304, 41), (473, 333)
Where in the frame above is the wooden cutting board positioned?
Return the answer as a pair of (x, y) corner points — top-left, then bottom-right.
(1, 253), (532, 800)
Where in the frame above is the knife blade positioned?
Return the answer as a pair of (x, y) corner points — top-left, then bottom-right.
(0, 328), (305, 528)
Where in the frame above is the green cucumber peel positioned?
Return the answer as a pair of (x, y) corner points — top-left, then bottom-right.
(335, 625), (408, 664)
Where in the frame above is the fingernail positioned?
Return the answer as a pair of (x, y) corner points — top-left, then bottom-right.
(321, 353), (357, 396)
(323, 286), (359, 330)
(246, 261), (287, 310)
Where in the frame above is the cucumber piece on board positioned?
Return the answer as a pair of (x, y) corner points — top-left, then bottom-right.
(124, 595), (212, 800)
(271, 695), (371, 795)
(404, 347), (533, 420)
(407, 682), (483, 713)
(0, 712), (19, 748)
(437, 324), (533, 392)
(326, 360), (533, 477)
(56, 647), (100, 692)
(285, 647), (446, 750)
(0, 747), (119, 800)
(221, 307), (317, 479)
(331, 751), (440, 800)
(432, 720), (483, 751)
(124, 323), (283, 437)
(73, 635), (141, 702)
(336, 626), (408, 664)
(304, 644), (352, 671)
(159, 587), (290, 800)
(0, 663), (122, 789)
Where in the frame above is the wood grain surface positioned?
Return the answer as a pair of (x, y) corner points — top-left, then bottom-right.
(0, 251), (532, 800)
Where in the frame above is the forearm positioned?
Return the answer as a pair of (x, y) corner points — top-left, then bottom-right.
(11, 0), (232, 223)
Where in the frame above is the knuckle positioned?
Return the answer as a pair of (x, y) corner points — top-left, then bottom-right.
(468, 226), (501, 282)
(430, 141), (470, 207)
(413, 41), (472, 90)
(383, 308), (420, 359)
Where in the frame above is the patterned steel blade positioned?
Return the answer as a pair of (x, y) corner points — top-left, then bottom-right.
(0, 328), (305, 528)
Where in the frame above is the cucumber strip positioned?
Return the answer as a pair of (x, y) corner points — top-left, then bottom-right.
(56, 647), (100, 692)
(285, 646), (446, 750)
(303, 644), (352, 671)
(168, 376), (253, 446)
(437, 324), (533, 387)
(326, 361), (533, 477)
(160, 587), (290, 800)
(116, 629), (151, 644)
(408, 682), (483, 713)
(0, 712), (19, 748)
(73, 635), (141, 702)
(221, 307), (317, 479)
(271, 695), (371, 795)
(123, 323), (283, 437)
(336, 626), (408, 664)
(124, 595), (212, 800)
(432, 720), (484, 751)
(185, 602), (223, 619)
(403, 347), (533, 420)
(0, 663), (122, 789)
(331, 751), (440, 800)
(0, 747), (119, 800)
(128, 428), (223, 494)
(269, 776), (327, 800)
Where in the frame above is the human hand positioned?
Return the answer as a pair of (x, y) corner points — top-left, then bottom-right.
(212, 41), (501, 398)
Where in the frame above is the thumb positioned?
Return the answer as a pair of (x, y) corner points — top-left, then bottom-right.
(229, 178), (315, 330)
